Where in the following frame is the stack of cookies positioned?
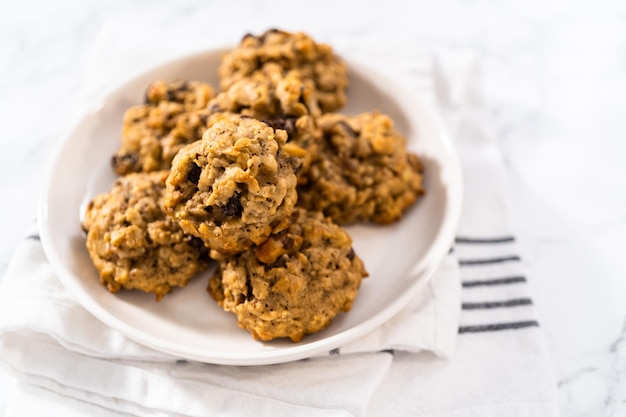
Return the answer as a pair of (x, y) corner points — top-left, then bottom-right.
(82, 29), (424, 342)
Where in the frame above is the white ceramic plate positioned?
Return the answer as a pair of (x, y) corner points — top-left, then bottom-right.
(38, 49), (462, 366)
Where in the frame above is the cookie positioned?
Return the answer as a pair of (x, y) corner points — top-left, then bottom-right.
(83, 171), (209, 301)
(208, 207), (367, 342)
(143, 79), (214, 109)
(219, 29), (348, 113)
(163, 113), (301, 255)
(112, 80), (214, 175)
(209, 62), (320, 119)
(297, 111), (425, 224)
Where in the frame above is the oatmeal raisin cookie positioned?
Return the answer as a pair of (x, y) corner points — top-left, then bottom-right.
(297, 111), (424, 224)
(112, 80), (214, 175)
(209, 62), (320, 119)
(83, 171), (209, 300)
(208, 207), (367, 342)
(219, 29), (347, 113)
(163, 114), (300, 255)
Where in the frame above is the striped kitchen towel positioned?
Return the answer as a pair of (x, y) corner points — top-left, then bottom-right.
(366, 235), (559, 416)
(456, 236), (538, 334)
(367, 51), (559, 415)
(366, 52), (559, 415)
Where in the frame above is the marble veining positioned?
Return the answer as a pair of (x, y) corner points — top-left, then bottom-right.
(1, 0), (625, 415)
(556, 318), (626, 416)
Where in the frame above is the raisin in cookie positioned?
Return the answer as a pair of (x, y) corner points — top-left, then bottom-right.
(209, 62), (320, 119)
(164, 113), (300, 255)
(208, 207), (367, 342)
(83, 171), (209, 301)
(219, 29), (347, 113)
(112, 80), (214, 175)
(297, 112), (425, 224)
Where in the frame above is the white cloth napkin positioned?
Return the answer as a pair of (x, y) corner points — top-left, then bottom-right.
(0, 15), (559, 417)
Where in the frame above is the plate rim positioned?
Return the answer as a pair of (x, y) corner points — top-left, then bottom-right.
(37, 48), (463, 366)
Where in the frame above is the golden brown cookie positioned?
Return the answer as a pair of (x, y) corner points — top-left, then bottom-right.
(297, 111), (425, 224)
(209, 62), (320, 119)
(219, 29), (347, 113)
(111, 80), (214, 175)
(83, 171), (209, 301)
(208, 207), (367, 342)
(163, 114), (301, 255)
(143, 79), (214, 109)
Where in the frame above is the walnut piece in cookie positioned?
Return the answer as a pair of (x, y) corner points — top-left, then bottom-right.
(112, 80), (214, 175)
(163, 113), (301, 255)
(219, 29), (348, 113)
(297, 111), (425, 224)
(208, 207), (367, 342)
(209, 62), (320, 120)
(83, 171), (209, 301)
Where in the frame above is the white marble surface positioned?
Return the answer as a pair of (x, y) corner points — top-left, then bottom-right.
(1, 0), (625, 415)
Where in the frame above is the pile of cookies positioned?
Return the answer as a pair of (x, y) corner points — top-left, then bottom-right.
(82, 29), (424, 342)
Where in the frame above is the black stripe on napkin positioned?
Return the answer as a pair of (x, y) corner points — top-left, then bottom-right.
(462, 276), (527, 288)
(26, 233), (41, 241)
(458, 255), (521, 266)
(455, 236), (515, 244)
(462, 298), (532, 310)
(458, 320), (539, 334)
